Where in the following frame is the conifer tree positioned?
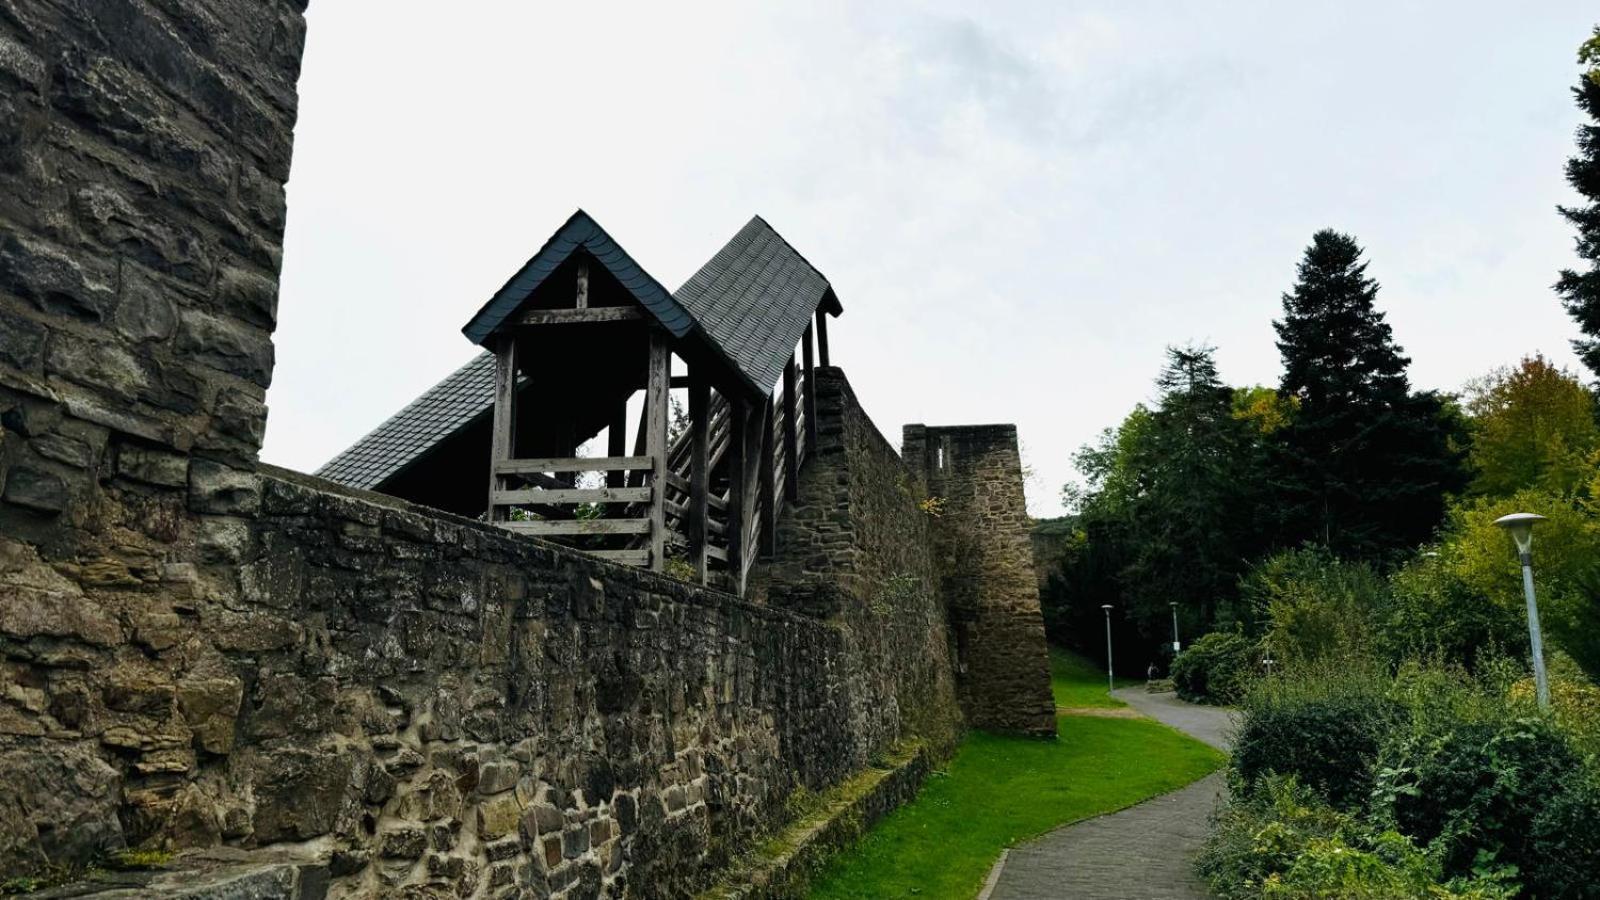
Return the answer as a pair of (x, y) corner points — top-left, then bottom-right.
(1273, 231), (1466, 559)
(1558, 27), (1600, 376)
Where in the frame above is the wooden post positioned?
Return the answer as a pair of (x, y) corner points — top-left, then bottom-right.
(688, 372), (710, 584)
(575, 260), (589, 309)
(758, 397), (776, 558)
(802, 323), (817, 451)
(645, 331), (671, 572)
(726, 397), (747, 593)
(628, 397), (649, 488)
(782, 354), (798, 503)
(607, 400), (626, 489)
(815, 309), (830, 367)
(488, 334), (519, 521)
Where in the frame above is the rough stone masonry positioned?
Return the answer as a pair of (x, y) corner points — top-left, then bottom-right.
(0, 2), (1055, 896)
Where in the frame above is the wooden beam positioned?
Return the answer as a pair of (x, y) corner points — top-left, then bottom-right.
(758, 397), (776, 558)
(689, 372), (710, 585)
(495, 456), (651, 474)
(517, 307), (642, 326)
(487, 335), (518, 522)
(725, 398), (747, 592)
(782, 354), (798, 503)
(607, 401), (626, 489)
(802, 322), (817, 451)
(502, 518), (652, 536)
(575, 260), (589, 309)
(629, 392), (649, 489)
(493, 486), (651, 505)
(645, 330), (671, 572)
(815, 309), (830, 367)
(588, 549), (651, 566)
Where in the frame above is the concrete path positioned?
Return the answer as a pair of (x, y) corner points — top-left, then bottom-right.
(983, 688), (1236, 900)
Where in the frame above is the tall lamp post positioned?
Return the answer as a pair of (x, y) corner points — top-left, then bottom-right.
(1494, 512), (1550, 710)
(1101, 604), (1115, 694)
(1169, 601), (1181, 655)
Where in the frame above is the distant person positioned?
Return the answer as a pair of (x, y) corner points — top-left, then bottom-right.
(1147, 662), (1159, 682)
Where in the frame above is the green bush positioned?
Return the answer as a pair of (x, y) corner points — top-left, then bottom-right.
(1382, 548), (1526, 669)
(1232, 663), (1398, 809)
(1198, 777), (1516, 900)
(1171, 631), (1258, 705)
(1243, 547), (1387, 665)
(1373, 715), (1600, 899)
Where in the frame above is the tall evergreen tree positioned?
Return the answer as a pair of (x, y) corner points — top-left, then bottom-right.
(1558, 27), (1600, 377)
(1273, 231), (1467, 560)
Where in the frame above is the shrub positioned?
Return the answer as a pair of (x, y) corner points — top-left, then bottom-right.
(1198, 777), (1516, 900)
(1171, 631), (1258, 705)
(1372, 715), (1600, 899)
(1232, 662), (1397, 809)
(1243, 547), (1387, 665)
(1383, 548), (1526, 668)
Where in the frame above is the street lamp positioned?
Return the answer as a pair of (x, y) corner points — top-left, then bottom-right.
(1169, 601), (1181, 655)
(1263, 656), (1276, 678)
(1494, 512), (1550, 710)
(1101, 604), (1115, 694)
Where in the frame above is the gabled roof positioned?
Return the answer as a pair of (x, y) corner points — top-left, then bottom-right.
(461, 209), (692, 346)
(675, 216), (841, 393)
(315, 351), (495, 489)
(320, 214), (845, 493)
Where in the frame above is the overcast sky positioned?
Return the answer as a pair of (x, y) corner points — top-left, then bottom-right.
(265, 2), (1597, 517)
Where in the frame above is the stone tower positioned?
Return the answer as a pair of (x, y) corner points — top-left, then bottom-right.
(904, 424), (1056, 737)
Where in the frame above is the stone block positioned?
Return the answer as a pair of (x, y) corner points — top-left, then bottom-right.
(0, 743), (124, 874)
(176, 308), (273, 388)
(188, 459), (260, 515)
(45, 332), (151, 404)
(177, 676), (243, 754)
(0, 234), (118, 322)
(476, 792), (522, 840)
(115, 442), (189, 486)
(2, 464), (67, 512)
(250, 748), (358, 843)
(379, 826), (427, 860)
(0, 308), (46, 371)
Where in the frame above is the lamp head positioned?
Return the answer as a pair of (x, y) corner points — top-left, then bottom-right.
(1101, 604), (1113, 612)
(1494, 512), (1546, 556)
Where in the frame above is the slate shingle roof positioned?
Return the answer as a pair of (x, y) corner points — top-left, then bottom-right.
(317, 213), (842, 492)
(675, 216), (841, 394)
(461, 209), (692, 346)
(314, 351), (495, 489)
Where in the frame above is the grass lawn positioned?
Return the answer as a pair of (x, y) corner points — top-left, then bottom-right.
(807, 715), (1224, 899)
(1049, 646), (1140, 708)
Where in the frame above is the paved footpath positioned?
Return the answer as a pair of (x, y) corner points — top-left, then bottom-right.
(984, 688), (1236, 900)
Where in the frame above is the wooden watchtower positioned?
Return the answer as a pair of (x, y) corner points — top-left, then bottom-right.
(459, 211), (839, 594)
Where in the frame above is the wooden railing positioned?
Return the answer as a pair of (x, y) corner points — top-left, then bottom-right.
(488, 356), (815, 594)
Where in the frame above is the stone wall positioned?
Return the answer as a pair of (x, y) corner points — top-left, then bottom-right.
(759, 367), (964, 758)
(1, 467), (890, 896)
(903, 425), (1056, 737)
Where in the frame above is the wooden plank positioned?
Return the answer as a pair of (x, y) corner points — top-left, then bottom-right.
(815, 309), (830, 367)
(707, 491), (728, 512)
(588, 549), (651, 566)
(689, 373), (710, 585)
(493, 486), (651, 505)
(501, 518), (651, 536)
(706, 546), (728, 564)
(802, 322), (817, 451)
(782, 354), (799, 504)
(645, 330), (671, 572)
(607, 401), (626, 489)
(758, 397), (776, 558)
(665, 470), (690, 494)
(487, 335), (519, 522)
(517, 307), (642, 326)
(575, 260), (589, 309)
(496, 456), (651, 474)
(726, 399), (747, 593)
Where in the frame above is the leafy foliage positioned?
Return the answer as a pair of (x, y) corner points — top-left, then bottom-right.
(1462, 355), (1599, 498)
(1232, 661), (1398, 809)
(1171, 631), (1259, 705)
(1373, 715), (1600, 898)
(1243, 547), (1387, 666)
(1199, 777), (1517, 900)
